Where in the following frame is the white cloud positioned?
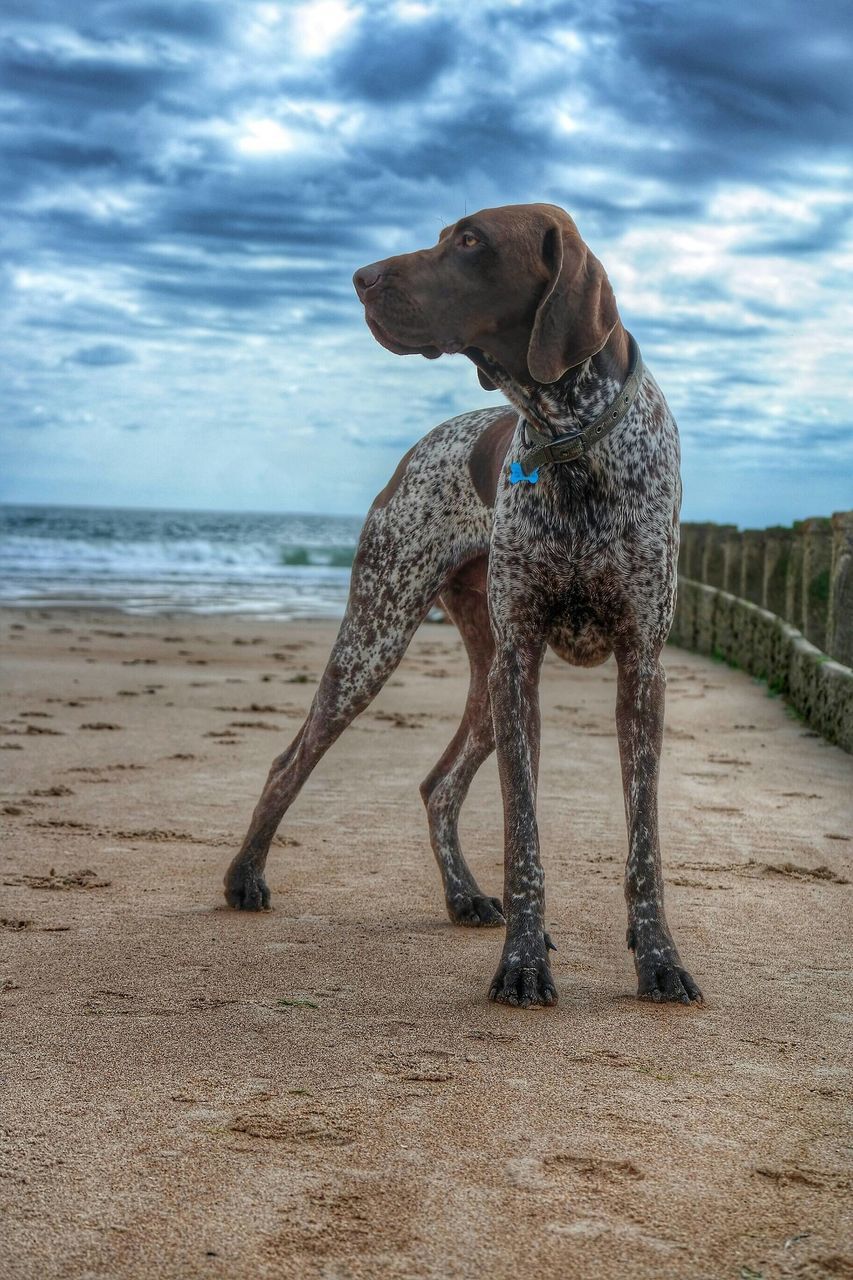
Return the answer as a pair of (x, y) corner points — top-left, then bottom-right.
(235, 118), (298, 154)
(289, 0), (361, 58)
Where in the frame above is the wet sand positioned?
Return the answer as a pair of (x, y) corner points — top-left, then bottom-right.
(1, 608), (851, 1279)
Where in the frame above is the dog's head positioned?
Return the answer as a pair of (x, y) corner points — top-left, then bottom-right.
(353, 203), (619, 389)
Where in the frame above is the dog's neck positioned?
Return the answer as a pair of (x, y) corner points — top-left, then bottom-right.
(469, 325), (630, 438)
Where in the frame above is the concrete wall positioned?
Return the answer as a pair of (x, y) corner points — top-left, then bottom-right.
(670, 513), (853, 753)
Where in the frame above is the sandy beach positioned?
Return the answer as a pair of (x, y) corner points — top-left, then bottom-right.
(1, 607), (851, 1280)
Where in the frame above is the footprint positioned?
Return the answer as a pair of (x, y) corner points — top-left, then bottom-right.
(542, 1153), (643, 1182)
(372, 710), (426, 730)
(228, 720), (281, 731)
(215, 704), (291, 715)
(507, 1151), (642, 1192)
(107, 826), (232, 846)
(229, 1105), (354, 1146)
(66, 763), (144, 773)
(762, 862), (849, 884)
(1, 917), (70, 933)
(4, 868), (110, 891)
(670, 877), (732, 890)
(754, 1165), (848, 1190)
(2, 723), (64, 736)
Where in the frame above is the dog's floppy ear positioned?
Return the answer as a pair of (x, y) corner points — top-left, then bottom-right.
(527, 215), (619, 384)
(477, 367), (497, 391)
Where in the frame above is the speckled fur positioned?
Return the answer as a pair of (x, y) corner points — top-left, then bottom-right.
(224, 203), (702, 1009)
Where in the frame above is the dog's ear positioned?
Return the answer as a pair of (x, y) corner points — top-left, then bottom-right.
(477, 367), (497, 391)
(527, 216), (618, 384)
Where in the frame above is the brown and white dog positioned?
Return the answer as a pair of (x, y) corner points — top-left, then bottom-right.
(224, 203), (702, 1009)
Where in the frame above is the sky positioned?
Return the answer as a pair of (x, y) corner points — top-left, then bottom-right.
(1, 0), (851, 525)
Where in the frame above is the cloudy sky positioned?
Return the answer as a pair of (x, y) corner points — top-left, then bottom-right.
(2, 0), (851, 524)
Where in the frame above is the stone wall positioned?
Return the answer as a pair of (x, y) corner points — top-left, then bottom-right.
(670, 512), (853, 753)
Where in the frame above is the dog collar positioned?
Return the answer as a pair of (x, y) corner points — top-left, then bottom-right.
(509, 334), (644, 483)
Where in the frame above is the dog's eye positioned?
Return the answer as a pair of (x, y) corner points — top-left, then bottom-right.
(459, 231), (480, 248)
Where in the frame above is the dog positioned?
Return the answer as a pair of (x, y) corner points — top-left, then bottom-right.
(224, 203), (702, 1008)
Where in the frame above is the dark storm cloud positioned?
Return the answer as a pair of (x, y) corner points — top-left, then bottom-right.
(2, 0), (848, 268)
(3, 404), (64, 431)
(333, 14), (456, 101)
(733, 203), (853, 257)
(619, 0), (852, 148)
(140, 271), (349, 312)
(158, 194), (367, 251)
(0, 44), (186, 113)
(95, 1), (228, 39)
(69, 343), (136, 366)
(5, 135), (123, 175)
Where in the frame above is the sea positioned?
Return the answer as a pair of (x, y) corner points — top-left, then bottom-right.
(0, 504), (365, 619)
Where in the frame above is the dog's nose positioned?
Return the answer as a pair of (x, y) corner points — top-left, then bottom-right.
(353, 264), (382, 301)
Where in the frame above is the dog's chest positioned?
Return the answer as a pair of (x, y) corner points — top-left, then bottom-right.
(488, 426), (679, 657)
(541, 535), (632, 653)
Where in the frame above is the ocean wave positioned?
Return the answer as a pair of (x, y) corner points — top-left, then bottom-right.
(0, 504), (363, 618)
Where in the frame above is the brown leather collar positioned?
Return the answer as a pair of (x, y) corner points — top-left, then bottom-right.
(515, 333), (644, 478)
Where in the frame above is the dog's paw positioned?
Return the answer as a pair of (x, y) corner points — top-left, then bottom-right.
(224, 866), (271, 911)
(488, 946), (557, 1008)
(628, 925), (703, 1005)
(447, 892), (505, 928)
(636, 958), (703, 1005)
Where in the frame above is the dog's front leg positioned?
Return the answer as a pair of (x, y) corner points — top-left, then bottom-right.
(486, 632), (557, 1008)
(615, 650), (703, 1004)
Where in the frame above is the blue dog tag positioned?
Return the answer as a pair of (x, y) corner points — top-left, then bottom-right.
(509, 461), (538, 485)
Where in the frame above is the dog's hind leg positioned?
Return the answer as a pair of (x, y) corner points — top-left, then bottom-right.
(224, 508), (462, 912)
(420, 557), (504, 927)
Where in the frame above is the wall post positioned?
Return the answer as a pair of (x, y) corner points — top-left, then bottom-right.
(785, 521), (805, 631)
(762, 525), (792, 618)
(702, 524), (735, 590)
(827, 510), (853, 667)
(740, 530), (765, 606)
(801, 517), (833, 649)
